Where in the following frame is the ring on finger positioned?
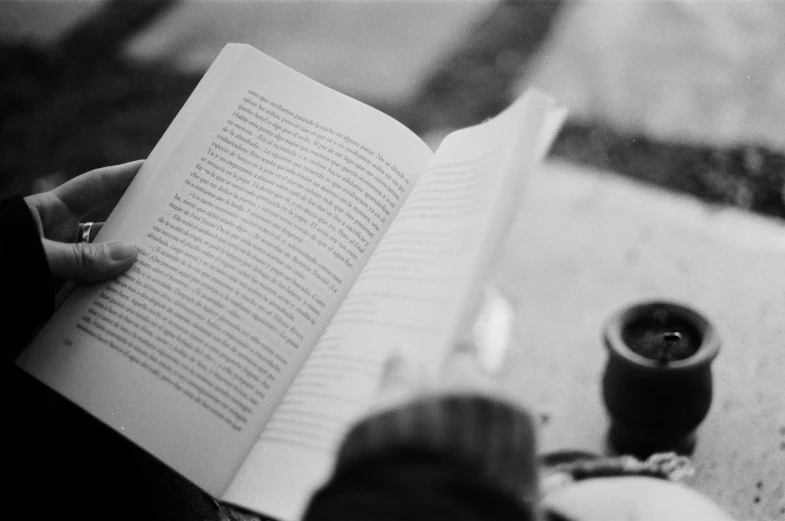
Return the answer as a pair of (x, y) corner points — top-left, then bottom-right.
(77, 222), (94, 243)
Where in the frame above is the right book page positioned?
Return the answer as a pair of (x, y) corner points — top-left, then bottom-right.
(223, 91), (566, 521)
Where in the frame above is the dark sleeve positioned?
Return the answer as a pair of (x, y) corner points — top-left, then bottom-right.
(302, 395), (540, 521)
(0, 195), (54, 358)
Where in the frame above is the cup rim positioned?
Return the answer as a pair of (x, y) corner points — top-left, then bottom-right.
(603, 300), (721, 371)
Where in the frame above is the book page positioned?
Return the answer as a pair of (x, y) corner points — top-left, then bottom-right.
(17, 44), (431, 496)
(224, 91), (562, 520)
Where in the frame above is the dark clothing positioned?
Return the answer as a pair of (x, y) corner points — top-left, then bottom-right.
(0, 195), (236, 521)
(0, 196), (537, 521)
(1, 195), (53, 357)
(305, 396), (537, 521)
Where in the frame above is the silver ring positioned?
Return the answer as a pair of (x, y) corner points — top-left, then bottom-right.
(78, 222), (94, 243)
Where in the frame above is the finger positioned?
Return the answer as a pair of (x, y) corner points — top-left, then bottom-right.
(471, 287), (514, 375)
(367, 346), (428, 415)
(378, 346), (426, 393)
(44, 238), (138, 283)
(53, 160), (144, 217)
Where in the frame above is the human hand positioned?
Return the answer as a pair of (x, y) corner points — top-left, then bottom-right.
(24, 160), (142, 282)
(373, 287), (516, 412)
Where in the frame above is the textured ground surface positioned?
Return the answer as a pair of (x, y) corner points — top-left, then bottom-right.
(495, 160), (785, 521)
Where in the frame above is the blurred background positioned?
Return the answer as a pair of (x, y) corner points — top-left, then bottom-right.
(2, 0), (785, 216)
(4, 3), (785, 519)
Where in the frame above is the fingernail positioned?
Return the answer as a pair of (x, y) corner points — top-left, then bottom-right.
(107, 240), (137, 261)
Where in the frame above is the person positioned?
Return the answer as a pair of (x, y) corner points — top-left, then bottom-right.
(1, 162), (735, 521)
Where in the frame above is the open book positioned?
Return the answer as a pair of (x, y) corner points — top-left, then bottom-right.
(17, 44), (564, 521)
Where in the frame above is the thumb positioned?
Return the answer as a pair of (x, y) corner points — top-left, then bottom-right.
(44, 238), (138, 283)
(368, 346), (427, 416)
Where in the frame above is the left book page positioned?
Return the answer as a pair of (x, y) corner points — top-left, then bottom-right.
(16, 44), (432, 497)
